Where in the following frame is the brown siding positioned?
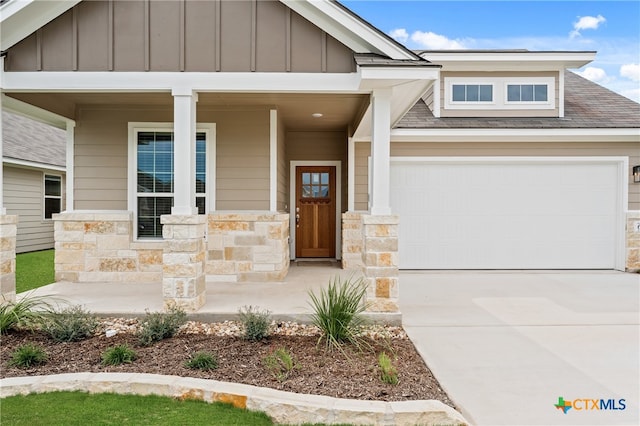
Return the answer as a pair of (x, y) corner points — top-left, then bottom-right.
(440, 71), (559, 118)
(354, 141), (640, 211)
(5, 0), (355, 74)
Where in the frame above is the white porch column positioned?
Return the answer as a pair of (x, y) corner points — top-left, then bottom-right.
(65, 120), (75, 211)
(347, 134), (355, 211)
(171, 88), (198, 215)
(0, 86), (5, 215)
(370, 88), (392, 215)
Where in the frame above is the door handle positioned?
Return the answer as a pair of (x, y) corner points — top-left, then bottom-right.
(296, 213), (300, 225)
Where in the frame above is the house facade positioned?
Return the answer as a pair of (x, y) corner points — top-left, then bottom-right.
(3, 111), (66, 253)
(0, 0), (638, 309)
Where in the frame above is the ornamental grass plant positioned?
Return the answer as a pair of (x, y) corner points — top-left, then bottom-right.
(0, 294), (56, 335)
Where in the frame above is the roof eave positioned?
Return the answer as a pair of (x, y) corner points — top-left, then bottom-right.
(419, 51), (597, 71)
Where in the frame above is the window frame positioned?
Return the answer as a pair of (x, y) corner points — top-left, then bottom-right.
(504, 81), (553, 106)
(128, 122), (216, 241)
(450, 83), (494, 104)
(444, 76), (555, 110)
(43, 173), (62, 220)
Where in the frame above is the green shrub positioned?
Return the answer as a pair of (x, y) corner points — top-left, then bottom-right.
(101, 345), (137, 366)
(42, 305), (98, 342)
(237, 305), (271, 341)
(8, 344), (47, 369)
(137, 306), (187, 346)
(0, 294), (55, 334)
(308, 275), (368, 351)
(263, 347), (297, 382)
(378, 352), (399, 385)
(185, 351), (219, 371)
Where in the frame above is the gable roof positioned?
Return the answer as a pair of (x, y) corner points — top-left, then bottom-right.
(396, 71), (640, 129)
(2, 111), (66, 168)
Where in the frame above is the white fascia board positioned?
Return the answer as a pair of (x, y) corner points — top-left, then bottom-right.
(388, 128), (640, 143)
(0, 0), (81, 51)
(280, 0), (415, 60)
(422, 52), (596, 71)
(1, 71), (363, 93)
(3, 157), (66, 173)
(1, 93), (73, 129)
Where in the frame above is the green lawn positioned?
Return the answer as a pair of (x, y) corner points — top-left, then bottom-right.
(0, 391), (274, 425)
(15, 249), (55, 294)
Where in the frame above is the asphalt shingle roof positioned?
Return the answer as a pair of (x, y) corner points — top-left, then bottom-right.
(396, 70), (640, 129)
(2, 111), (66, 167)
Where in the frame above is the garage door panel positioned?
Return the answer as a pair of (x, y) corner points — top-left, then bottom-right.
(391, 160), (620, 269)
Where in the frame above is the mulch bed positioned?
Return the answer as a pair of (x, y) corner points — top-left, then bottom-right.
(0, 323), (456, 408)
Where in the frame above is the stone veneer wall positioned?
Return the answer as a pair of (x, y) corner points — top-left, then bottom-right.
(206, 212), (289, 282)
(627, 211), (640, 271)
(341, 212), (364, 269)
(0, 215), (18, 302)
(361, 214), (399, 313)
(54, 212), (163, 283)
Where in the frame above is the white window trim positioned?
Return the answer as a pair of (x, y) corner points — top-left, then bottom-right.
(449, 82), (495, 105)
(127, 122), (216, 240)
(43, 173), (62, 220)
(444, 76), (555, 110)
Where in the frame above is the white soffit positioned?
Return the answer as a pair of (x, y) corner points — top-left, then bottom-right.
(281, 0), (417, 60)
(420, 51), (597, 71)
(0, 0), (81, 51)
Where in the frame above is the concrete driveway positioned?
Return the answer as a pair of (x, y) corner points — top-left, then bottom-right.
(399, 271), (639, 426)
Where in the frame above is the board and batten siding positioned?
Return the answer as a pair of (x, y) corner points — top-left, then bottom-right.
(5, 0), (355, 74)
(4, 166), (65, 253)
(74, 105), (271, 211)
(354, 141), (640, 212)
(439, 71), (560, 118)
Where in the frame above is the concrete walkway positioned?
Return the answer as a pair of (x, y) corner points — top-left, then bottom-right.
(399, 271), (639, 426)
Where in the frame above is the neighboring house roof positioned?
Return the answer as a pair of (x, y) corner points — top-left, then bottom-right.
(397, 71), (640, 129)
(2, 111), (66, 168)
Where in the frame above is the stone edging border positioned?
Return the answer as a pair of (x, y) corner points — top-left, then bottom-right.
(1, 373), (468, 425)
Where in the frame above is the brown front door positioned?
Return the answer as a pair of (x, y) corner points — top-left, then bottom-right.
(295, 166), (336, 258)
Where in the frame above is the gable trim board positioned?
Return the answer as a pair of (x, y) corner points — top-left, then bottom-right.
(389, 156), (628, 271)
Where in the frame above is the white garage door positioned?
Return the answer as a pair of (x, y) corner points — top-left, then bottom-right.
(390, 158), (624, 269)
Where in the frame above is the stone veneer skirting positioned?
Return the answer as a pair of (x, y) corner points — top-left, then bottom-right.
(0, 215), (18, 302)
(341, 212), (364, 270)
(53, 211), (290, 285)
(627, 211), (640, 272)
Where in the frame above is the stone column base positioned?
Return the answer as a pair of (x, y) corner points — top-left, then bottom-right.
(627, 211), (640, 272)
(361, 214), (399, 313)
(161, 214), (207, 312)
(0, 215), (18, 302)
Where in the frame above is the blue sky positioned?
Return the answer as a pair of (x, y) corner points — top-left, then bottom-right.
(341, 0), (640, 102)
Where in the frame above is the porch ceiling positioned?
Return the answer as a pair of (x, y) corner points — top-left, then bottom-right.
(6, 92), (369, 132)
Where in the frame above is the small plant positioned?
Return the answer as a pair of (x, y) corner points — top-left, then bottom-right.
(237, 305), (271, 341)
(263, 347), (297, 382)
(378, 352), (399, 385)
(8, 344), (47, 369)
(0, 294), (56, 334)
(185, 351), (219, 371)
(42, 305), (98, 342)
(308, 275), (369, 351)
(137, 306), (187, 346)
(101, 345), (137, 366)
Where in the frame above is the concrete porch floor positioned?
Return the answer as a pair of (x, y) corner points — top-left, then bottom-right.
(20, 262), (401, 324)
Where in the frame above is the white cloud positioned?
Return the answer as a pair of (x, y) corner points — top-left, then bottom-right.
(389, 28), (409, 44)
(570, 15), (606, 38)
(620, 63), (640, 81)
(411, 31), (465, 50)
(620, 88), (640, 103)
(576, 66), (608, 82)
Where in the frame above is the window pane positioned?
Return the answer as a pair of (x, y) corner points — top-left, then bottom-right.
(138, 197), (172, 238)
(507, 85), (520, 101)
(44, 198), (61, 219)
(320, 185), (329, 197)
(521, 84), (534, 101)
(466, 85), (479, 101)
(479, 85), (492, 102)
(44, 175), (61, 196)
(535, 84), (548, 101)
(321, 173), (329, 184)
(196, 197), (206, 215)
(137, 172), (154, 193)
(452, 85), (465, 101)
(155, 173), (173, 193)
(302, 173), (310, 184)
(196, 174), (206, 193)
(302, 185), (312, 197)
(312, 186), (321, 197)
(312, 173), (320, 184)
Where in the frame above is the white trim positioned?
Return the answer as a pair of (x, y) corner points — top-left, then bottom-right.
(347, 135), (355, 211)
(388, 128), (640, 143)
(559, 69), (565, 118)
(172, 90), (198, 215)
(42, 173), (63, 221)
(127, 122), (216, 240)
(420, 51), (596, 71)
(1, 94), (72, 130)
(269, 110), (277, 212)
(391, 156), (628, 271)
(2, 157), (65, 173)
(0, 87), (4, 214)
(2, 72), (363, 93)
(432, 78), (441, 118)
(280, 0), (416, 60)
(370, 88), (392, 215)
(289, 160), (342, 260)
(65, 121), (75, 211)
